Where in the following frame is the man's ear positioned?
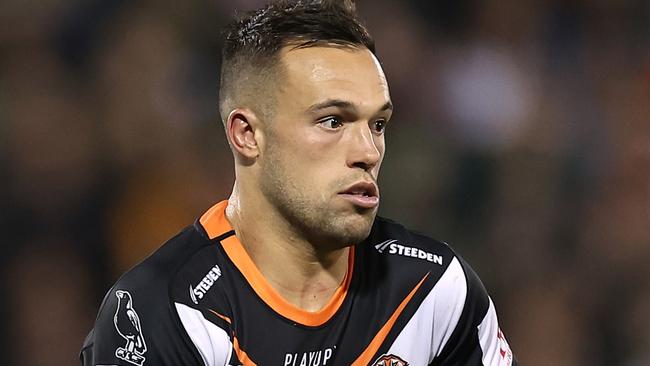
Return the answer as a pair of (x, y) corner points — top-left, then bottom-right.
(226, 108), (261, 161)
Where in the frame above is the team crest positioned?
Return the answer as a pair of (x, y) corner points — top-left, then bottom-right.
(113, 290), (147, 366)
(372, 354), (409, 366)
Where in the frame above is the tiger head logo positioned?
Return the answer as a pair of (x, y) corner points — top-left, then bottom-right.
(372, 354), (409, 366)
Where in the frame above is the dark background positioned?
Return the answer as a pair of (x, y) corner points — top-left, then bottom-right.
(0, 0), (648, 365)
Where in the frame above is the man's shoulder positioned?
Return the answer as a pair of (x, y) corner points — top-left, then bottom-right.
(367, 217), (517, 365)
(112, 222), (213, 294)
(90, 224), (209, 325)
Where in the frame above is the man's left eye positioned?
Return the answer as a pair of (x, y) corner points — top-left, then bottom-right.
(373, 120), (387, 134)
(319, 117), (343, 129)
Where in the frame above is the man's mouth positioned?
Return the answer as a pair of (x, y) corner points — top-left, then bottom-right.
(338, 181), (380, 209)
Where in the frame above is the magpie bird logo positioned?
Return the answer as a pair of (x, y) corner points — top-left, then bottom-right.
(372, 354), (409, 366)
(114, 290), (147, 366)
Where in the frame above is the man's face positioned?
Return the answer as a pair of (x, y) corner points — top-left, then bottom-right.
(258, 45), (392, 248)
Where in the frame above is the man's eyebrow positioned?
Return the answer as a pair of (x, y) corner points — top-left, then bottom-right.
(308, 99), (356, 113)
(307, 99), (393, 114)
(380, 101), (393, 112)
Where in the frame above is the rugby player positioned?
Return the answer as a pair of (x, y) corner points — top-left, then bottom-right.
(80, 1), (517, 365)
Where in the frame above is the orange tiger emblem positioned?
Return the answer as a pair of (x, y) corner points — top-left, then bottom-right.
(372, 354), (409, 366)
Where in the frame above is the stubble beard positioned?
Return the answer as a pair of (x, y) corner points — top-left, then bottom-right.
(259, 148), (375, 250)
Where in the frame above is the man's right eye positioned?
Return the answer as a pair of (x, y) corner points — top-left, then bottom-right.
(319, 116), (344, 130)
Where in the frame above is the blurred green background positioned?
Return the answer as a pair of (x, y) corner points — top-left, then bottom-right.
(0, 0), (648, 365)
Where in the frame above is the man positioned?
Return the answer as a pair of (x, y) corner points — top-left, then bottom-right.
(81, 1), (517, 365)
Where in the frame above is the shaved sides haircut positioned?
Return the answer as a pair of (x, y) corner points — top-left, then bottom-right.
(218, 0), (376, 124)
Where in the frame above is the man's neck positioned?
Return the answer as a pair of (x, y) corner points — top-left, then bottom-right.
(225, 186), (350, 312)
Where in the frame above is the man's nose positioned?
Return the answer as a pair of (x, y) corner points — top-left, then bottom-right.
(347, 123), (382, 171)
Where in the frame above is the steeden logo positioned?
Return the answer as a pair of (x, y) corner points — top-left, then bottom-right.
(375, 239), (443, 265)
(189, 264), (222, 304)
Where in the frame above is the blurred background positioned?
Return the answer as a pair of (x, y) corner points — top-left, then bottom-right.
(0, 0), (648, 365)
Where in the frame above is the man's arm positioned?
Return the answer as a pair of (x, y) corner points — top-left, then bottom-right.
(430, 256), (517, 366)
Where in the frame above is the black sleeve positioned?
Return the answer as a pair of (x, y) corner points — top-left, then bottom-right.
(80, 270), (205, 366)
(432, 257), (518, 366)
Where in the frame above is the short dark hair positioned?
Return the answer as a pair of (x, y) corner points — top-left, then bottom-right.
(219, 0), (375, 123)
(223, 0), (375, 60)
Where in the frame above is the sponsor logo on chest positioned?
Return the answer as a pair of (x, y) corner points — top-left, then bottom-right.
(375, 240), (443, 265)
(284, 346), (335, 366)
(189, 264), (222, 304)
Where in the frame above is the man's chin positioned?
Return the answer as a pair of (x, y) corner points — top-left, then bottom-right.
(296, 200), (378, 248)
(335, 211), (375, 244)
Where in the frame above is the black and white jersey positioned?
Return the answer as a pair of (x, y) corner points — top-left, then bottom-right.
(80, 200), (516, 366)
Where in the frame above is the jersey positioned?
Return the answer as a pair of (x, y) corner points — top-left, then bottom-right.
(80, 200), (516, 366)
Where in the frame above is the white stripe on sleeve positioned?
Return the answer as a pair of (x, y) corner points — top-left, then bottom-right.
(175, 302), (233, 366)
